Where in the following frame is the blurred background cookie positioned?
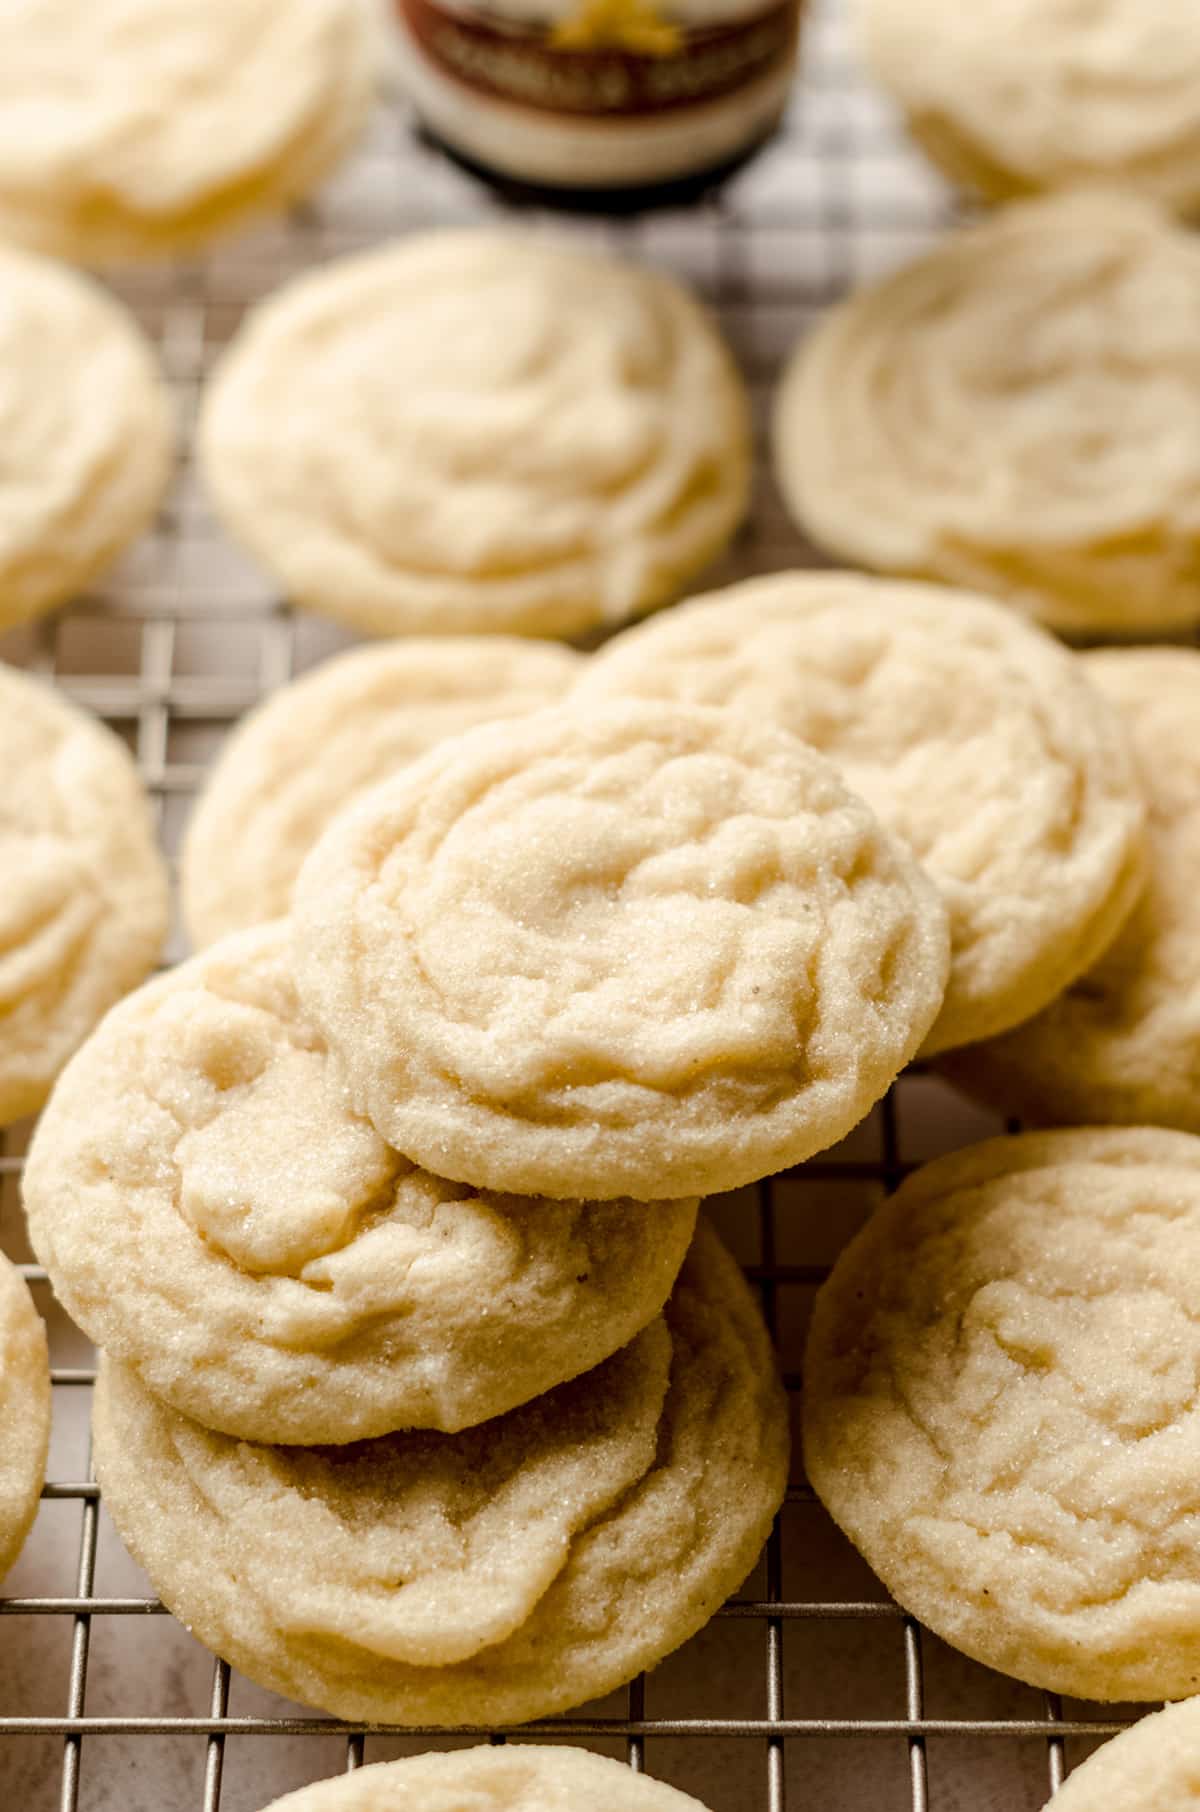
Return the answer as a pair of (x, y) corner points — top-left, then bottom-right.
(0, 245), (173, 632)
(0, 665), (168, 1126)
(257, 1747), (716, 1810)
(774, 191), (1200, 636)
(0, 0), (379, 263)
(199, 231), (751, 639)
(855, 0), (1200, 216)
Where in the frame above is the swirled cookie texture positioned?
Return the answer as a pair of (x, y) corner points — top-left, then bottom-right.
(93, 1222), (789, 1726)
(292, 700), (950, 1200)
(576, 573), (1145, 1054)
(182, 637), (581, 947)
(950, 650), (1200, 1129)
(856, 0), (1200, 216)
(0, 665), (169, 1126)
(199, 231), (751, 639)
(0, 1252), (50, 1582)
(259, 1746), (713, 1812)
(24, 921), (697, 1444)
(0, 247), (173, 631)
(805, 1127), (1200, 1701)
(1042, 1697), (1200, 1810)
(0, 0), (378, 263)
(774, 191), (1200, 636)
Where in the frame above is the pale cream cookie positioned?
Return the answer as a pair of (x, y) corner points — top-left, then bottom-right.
(199, 231), (751, 639)
(0, 665), (169, 1127)
(0, 1252), (50, 1582)
(856, 0), (1200, 217)
(1043, 1697), (1200, 1810)
(93, 1221), (789, 1726)
(0, 0), (379, 264)
(949, 650), (1200, 1129)
(0, 246), (173, 631)
(182, 636), (581, 947)
(805, 1127), (1200, 1702)
(24, 921), (697, 1444)
(774, 191), (1200, 636)
(576, 573), (1146, 1054)
(258, 1746), (712, 1811)
(291, 699), (950, 1201)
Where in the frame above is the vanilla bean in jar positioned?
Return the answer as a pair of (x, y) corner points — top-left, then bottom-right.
(391, 0), (803, 199)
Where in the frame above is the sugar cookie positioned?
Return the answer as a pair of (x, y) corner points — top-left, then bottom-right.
(0, 665), (169, 1126)
(93, 1221), (789, 1726)
(0, 247), (173, 631)
(856, 0), (1200, 217)
(0, 0), (378, 264)
(1043, 1697), (1200, 1810)
(25, 921), (697, 1444)
(805, 1127), (1200, 1702)
(0, 1252), (50, 1582)
(292, 699), (950, 1200)
(258, 1746), (712, 1811)
(199, 231), (751, 639)
(182, 637), (580, 947)
(774, 191), (1200, 636)
(576, 573), (1145, 1054)
(950, 649), (1200, 1129)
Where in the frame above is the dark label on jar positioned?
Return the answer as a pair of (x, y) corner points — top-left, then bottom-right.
(397, 0), (798, 117)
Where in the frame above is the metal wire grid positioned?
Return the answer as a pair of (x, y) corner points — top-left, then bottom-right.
(0, 3), (1148, 1806)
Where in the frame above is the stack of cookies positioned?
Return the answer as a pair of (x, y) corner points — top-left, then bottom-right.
(23, 663), (966, 1725)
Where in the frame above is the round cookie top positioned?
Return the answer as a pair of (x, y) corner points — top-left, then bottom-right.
(856, 0), (1200, 216)
(199, 230), (751, 640)
(93, 1221), (789, 1727)
(291, 698), (950, 1200)
(0, 664), (169, 1126)
(0, 1251), (50, 1582)
(949, 648), (1200, 1130)
(0, 248), (173, 631)
(773, 190), (1200, 636)
(24, 921), (697, 1444)
(576, 573), (1146, 1054)
(259, 1746), (712, 1811)
(804, 1126), (1200, 1702)
(182, 636), (581, 947)
(1041, 1697), (1200, 1810)
(0, 0), (377, 263)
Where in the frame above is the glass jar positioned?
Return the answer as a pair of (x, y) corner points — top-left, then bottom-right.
(392, 0), (802, 197)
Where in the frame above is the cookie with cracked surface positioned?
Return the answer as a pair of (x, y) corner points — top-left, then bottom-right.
(24, 921), (697, 1444)
(182, 636), (581, 947)
(948, 649), (1200, 1130)
(93, 1220), (789, 1726)
(291, 698), (950, 1201)
(199, 230), (751, 639)
(0, 664), (169, 1127)
(0, 247), (173, 631)
(575, 572), (1146, 1055)
(1042, 1697), (1200, 1809)
(0, 0), (378, 263)
(0, 1251), (50, 1582)
(855, 0), (1200, 217)
(774, 191), (1200, 636)
(258, 1746), (712, 1811)
(805, 1126), (1200, 1701)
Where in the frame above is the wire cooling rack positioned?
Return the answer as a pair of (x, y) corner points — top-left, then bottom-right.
(0, 2), (1154, 1807)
